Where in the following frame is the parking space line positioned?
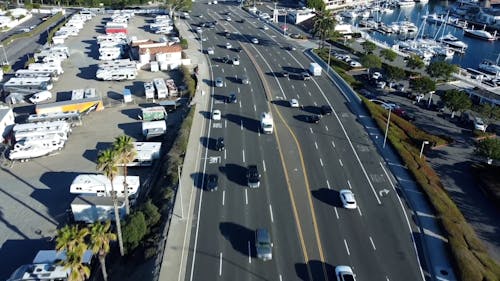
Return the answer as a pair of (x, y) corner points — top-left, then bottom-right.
(314, 142), (318, 149)
(242, 149), (245, 162)
(239, 101), (242, 108)
(325, 125), (329, 131)
(221, 68), (225, 73)
(369, 236), (376, 250)
(347, 180), (352, 189)
(357, 206), (363, 216)
(334, 207), (339, 219)
(248, 241), (252, 263)
(326, 180), (331, 189)
(263, 159), (266, 172)
(314, 101), (317, 106)
(269, 204), (274, 223)
(241, 120), (243, 130)
(253, 104), (256, 112)
(224, 149), (227, 160)
(331, 141), (336, 148)
(219, 252), (223, 275)
(238, 87), (240, 93)
(309, 127), (313, 134)
(308, 91), (312, 96)
(291, 84), (295, 89)
(344, 239), (350, 256)
(225, 120), (227, 128)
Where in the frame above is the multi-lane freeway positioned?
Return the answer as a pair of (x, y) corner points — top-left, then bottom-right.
(183, 2), (425, 281)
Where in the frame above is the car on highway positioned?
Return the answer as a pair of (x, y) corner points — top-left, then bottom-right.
(376, 80), (386, 89)
(226, 16), (232, 21)
(251, 38), (259, 44)
(212, 110), (221, 121)
(286, 45), (297, 51)
(225, 42), (232, 49)
(226, 93), (237, 104)
(241, 76), (249, 84)
(215, 77), (224, 87)
(262, 25), (269, 30)
(290, 33), (301, 39)
(232, 57), (240, 65)
(372, 71), (382, 80)
(207, 47), (214, 55)
(255, 228), (273, 261)
(339, 189), (357, 209)
(282, 71), (289, 78)
(195, 26), (202, 33)
(300, 72), (311, 81)
(215, 137), (225, 151)
(206, 174), (219, 192)
(289, 99), (299, 108)
(247, 165), (261, 188)
(222, 56), (230, 64)
(306, 115), (321, 124)
(335, 265), (356, 281)
(321, 105), (333, 115)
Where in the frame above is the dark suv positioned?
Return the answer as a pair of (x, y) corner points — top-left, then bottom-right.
(247, 165), (261, 188)
(215, 137), (225, 151)
(300, 72), (311, 81)
(226, 93), (237, 104)
(321, 105), (333, 115)
(206, 174), (218, 192)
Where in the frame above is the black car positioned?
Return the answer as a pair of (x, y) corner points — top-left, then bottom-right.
(321, 105), (333, 115)
(286, 45), (297, 51)
(233, 47), (243, 53)
(282, 71), (289, 78)
(215, 137), (225, 151)
(226, 93), (237, 103)
(247, 165), (261, 188)
(238, 18), (246, 23)
(206, 174), (219, 191)
(300, 72), (311, 81)
(306, 115), (321, 124)
(222, 56), (230, 63)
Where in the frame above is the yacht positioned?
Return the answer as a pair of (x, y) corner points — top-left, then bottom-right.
(439, 33), (469, 50)
(478, 60), (500, 76)
(463, 28), (496, 41)
(431, 46), (455, 58)
(398, 0), (416, 7)
(341, 10), (358, 19)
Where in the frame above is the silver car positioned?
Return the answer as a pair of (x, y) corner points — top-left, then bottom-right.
(255, 228), (273, 261)
(215, 77), (224, 87)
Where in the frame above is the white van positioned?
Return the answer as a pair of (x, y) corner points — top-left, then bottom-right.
(29, 91), (52, 104)
(260, 112), (274, 134)
(474, 117), (487, 132)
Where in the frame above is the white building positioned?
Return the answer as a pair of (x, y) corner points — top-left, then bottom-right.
(288, 8), (316, 24)
(131, 40), (184, 70)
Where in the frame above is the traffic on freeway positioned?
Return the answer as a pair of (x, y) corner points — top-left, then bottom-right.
(184, 2), (425, 281)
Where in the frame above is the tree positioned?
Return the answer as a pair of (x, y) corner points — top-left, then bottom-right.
(97, 149), (124, 257)
(113, 135), (137, 215)
(361, 41), (376, 54)
(122, 211), (147, 252)
(141, 200), (161, 227)
(441, 89), (472, 118)
(360, 54), (382, 72)
(475, 138), (500, 162)
(476, 103), (500, 126)
(165, 0), (192, 18)
(380, 48), (397, 61)
(406, 54), (425, 69)
(384, 64), (406, 81)
(410, 76), (436, 94)
(56, 225), (89, 253)
(89, 221), (117, 281)
(426, 61), (458, 81)
(307, 0), (325, 11)
(312, 10), (335, 49)
(60, 244), (91, 281)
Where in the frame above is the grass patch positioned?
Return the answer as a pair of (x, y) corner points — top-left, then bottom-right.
(47, 14), (72, 44)
(1, 12), (64, 46)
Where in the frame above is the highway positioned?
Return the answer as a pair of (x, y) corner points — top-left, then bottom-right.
(185, 2), (425, 281)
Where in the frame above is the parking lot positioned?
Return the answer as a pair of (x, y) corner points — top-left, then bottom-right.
(0, 12), (183, 279)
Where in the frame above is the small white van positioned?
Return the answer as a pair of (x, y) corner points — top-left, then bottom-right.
(29, 91), (52, 104)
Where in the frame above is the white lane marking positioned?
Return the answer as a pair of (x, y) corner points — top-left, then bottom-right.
(291, 84), (295, 89)
(357, 206), (363, 216)
(319, 158), (324, 167)
(245, 189), (248, 205)
(344, 239), (351, 256)
(221, 68), (225, 73)
(327, 180), (331, 190)
(251, 88), (254, 92)
(331, 141), (336, 148)
(248, 241), (252, 263)
(224, 82), (227, 87)
(279, 275), (283, 281)
(242, 149), (245, 162)
(238, 87), (240, 93)
(308, 91), (311, 96)
(219, 252), (223, 275)
(222, 190), (225, 206)
(314, 101), (317, 106)
(339, 159), (343, 167)
(309, 127), (313, 134)
(269, 204), (274, 223)
(369, 236), (377, 250)
(263, 159), (267, 172)
(253, 104), (256, 112)
(325, 125), (329, 131)
(241, 120), (243, 130)
(347, 180), (352, 189)
(225, 120), (227, 128)
(239, 101), (242, 108)
(334, 207), (339, 219)
(224, 149), (227, 160)
(297, 94), (300, 99)
(314, 142), (318, 149)
(244, 67), (247, 72)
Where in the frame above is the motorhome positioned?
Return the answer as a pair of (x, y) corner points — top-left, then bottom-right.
(34, 50), (67, 62)
(142, 120), (166, 140)
(69, 174), (140, 197)
(99, 49), (122, 60)
(96, 68), (137, 81)
(15, 69), (60, 81)
(166, 79), (178, 97)
(260, 112), (274, 134)
(9, 137), (66, 161)
(71, 195), (126, 223)
(153, 78), (168, 99)
(27, 111), (81, 125)
(28, 63), (64, 75)
(144, 81), (155, 99)
(98, 59), (136, 69)
(3, 77), (53, 94)
(29, 91), (52, 104)
(13, 121), (71, 140)
(116, 142), (161, 167)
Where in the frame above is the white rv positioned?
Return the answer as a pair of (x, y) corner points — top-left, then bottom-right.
(166, 79), (178, 97)
(3, 77), (53, 94)
(260, 112), (274, 134)
(153, 78), (168, 99)
(116, 142), (161, 167)
(13, 121), (71, 134)
(99, 50), (122, 61)
(71, 195), (126, 223)
(28, 63), (64, 75)
(9, 137), (65, 161)
(15, 69), (60, 81)
(144, 81), (155, 99)
(69, 174), (140, 197)
(98, 59), (136, 69)
(142, 120), (166, 140)
(96, 68), (137, 81)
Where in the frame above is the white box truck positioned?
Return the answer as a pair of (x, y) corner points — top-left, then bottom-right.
(260, 112), (274, 134)
(309, 62), (322, 76)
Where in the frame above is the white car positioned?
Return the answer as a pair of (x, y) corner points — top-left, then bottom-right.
(29, 91), (52, 104)
(225, 42), (232, 49)
(372, 72), (382, 80)
(207, 47), (214, 55)
(251, 38), (259, 44)
(215, 77), (224, 87)
(262, 25), (269, 30)
(289, 99), (299, 108)
(339, 189), (357, 209)
(376, 81), (386, 89)
(212, 110), (222, 121)
(335, 265), (356, 281)
(350, 61), (362, 68)
(226, 17), (232, 21)
(233, 57), (240, 65)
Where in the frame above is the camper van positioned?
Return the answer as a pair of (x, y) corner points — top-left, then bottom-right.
(153, 78), (168, 99)
(69, 174), (140, 197)
(3, 77), (53, 94)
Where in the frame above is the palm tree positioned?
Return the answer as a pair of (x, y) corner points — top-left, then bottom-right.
(89, 221), (117, 281)
(313, 10), (336, 49)
(55, 225), (89, 253)
(97, 148), (124, 256)
(60, 244), (91, 281)
(113, 135), (137, 215)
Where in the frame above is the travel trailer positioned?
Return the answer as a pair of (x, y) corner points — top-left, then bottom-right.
(98, 59), (136, 69)
(3, 77), (53, 94)
(116, 142), (161, 167)
(96, 68), (137, 81)
(13, 121), (71, 141)
(142, 120), (166, 140)
(141, 106), (167, 121)
(15, 69), (60, 81)
(69, 174), (140, 197)
(28, 63), (64, 75)
(153, 78), (168, 99)
(144, 81), (155, 99)
(27, 111), (81, 125)
(166, 79), (178, 96)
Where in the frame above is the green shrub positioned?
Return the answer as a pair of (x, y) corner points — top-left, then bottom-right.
(180, 38), (188, 49)
(143, 246), (157, 260)
(141, 200), (161, 228)
(1, 64), (11, 73)
(122, 211), (147, 253)
(24, 56), (35, 68)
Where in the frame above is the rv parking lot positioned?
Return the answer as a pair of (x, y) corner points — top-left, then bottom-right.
(0, 13), (181, 279)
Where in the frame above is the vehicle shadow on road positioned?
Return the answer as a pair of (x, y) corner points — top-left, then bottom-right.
(270, 99), (289, 108)
(190, 172), (206, 190)
(224, 113), (260, 133)
(295, 260), (336, 281)
(219, 163), (247, 187)
(219, 222), (254, 257)
(198, 110), (211, 120)
(301, 105), (321, 115)
(199, 136), (215, 150)
(311, 188), (341, 207)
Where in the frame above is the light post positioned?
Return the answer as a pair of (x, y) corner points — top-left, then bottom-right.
(383, 107), (392, 148)
(427, 91), (435, 109)
(177, 165), (184, 219)
(327, 43), (332, 76)
(420, 141), (430, 158)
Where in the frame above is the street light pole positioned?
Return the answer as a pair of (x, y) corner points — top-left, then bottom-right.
(177, 165), (184, 219)
(327, 43), (332, 76)
(383, 107), (391, 148)
(420, 141), (430, 158)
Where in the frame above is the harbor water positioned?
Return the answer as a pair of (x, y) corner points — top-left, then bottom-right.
(349, 0), (500, 70)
